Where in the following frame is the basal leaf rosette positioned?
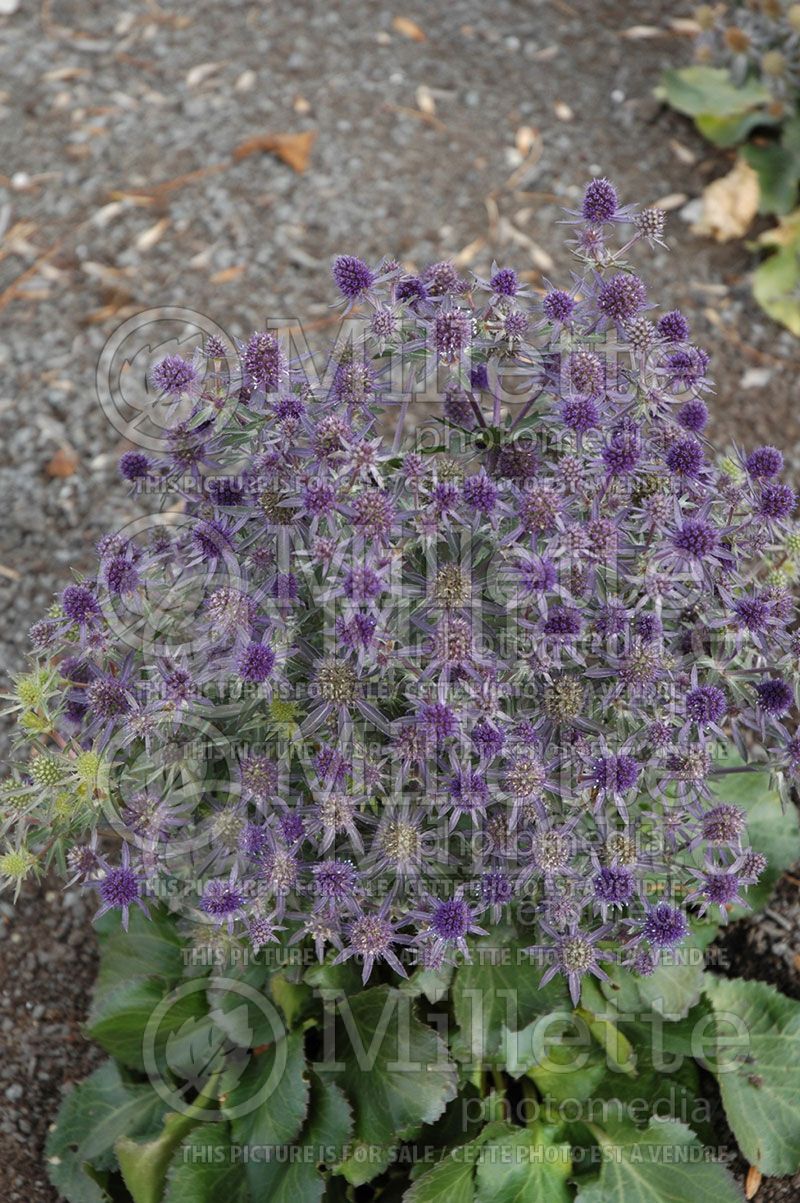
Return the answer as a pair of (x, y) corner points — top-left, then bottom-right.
(3, 178), (800, 1010)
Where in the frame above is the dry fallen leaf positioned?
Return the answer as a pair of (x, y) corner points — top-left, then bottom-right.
(232, 129), (317, 173)
(515, 125), (540, 156)
(185, 61), (224, 89)
(416, 84), (435, 115)
(210, 265), (246, 284)
(136, 217), (171, 251)
(691, 157), (760, 243)
(620, 24), (662, 39)
(745, 1165), (762, 1200)
(669, 138), (697, 166)
(654, 192), (688, 211)
(46, 447), (78, 478)
(392, 15), (426, 41)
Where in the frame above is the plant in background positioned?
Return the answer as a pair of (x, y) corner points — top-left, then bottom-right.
(660, 1), (800, 334)
(3, 180), (800, 1201)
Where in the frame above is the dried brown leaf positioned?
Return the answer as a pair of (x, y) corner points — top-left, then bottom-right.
(745, 1165), (762, 1200)
(210, 265), (246, 284)
(46, 447), (78, 478)
(692, 158), (760, 242)
(620, 24), (662, 39)
(135, 217), (170, 251)
(392, 15), (426, 41)
(232, 129), (317, 173)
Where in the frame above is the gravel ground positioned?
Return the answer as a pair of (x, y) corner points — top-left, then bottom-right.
(0, 0), (798, 1199)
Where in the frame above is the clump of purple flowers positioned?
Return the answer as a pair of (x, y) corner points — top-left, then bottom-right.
(4, 180), (798, 1002)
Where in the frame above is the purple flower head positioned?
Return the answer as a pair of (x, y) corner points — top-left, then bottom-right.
(758, 482), (796, 522)
(672, 518), (718, 560)
(701, 804), (746, 845)
(602, 429), (640, 476)
(420, 702), (458, 742)
(542, 289), (575, 324)
(665, 437), (704, 479)
(87, 676), (130, 721)
(567, 350), (603, 396)
(236, 642), (275, 683)
(434, 309), (472, 363)
(423, 260), (461, 296)
(62, 584), (101, 625)
(370, 306), (397, 339)
(641, 902), (688, 948)
(543, 605), (582, 639)
(746, 446), (783, 479)
(273, 573), (299, 601)
(519, 555), (557, 595)
(331, 255), (374, 300)
(351, 490), (395, 541)
(462, 471), (498, 515)
(200, 877), (245, 923)
(666, 346), (710, 391)
(676, 399), (708, 433)
(118, 450), (152, 481)
(755, 677), (793, 716)
(396, 275), (428, 305)
(733, 595), (770, 632)
(591, 754), (640, 793)
(303, 479), (337, 517)
(562, 395), (600, 434)
(344, 564), (384, 602)
(657, 309), (690, 343)
(151, 354), (197, 397)
(480, 870), (513, 908)
(312, 859), (359, 909)
(444, 387), (477, 429)
(504, 309), (530, 338)
(597, 273), (647, 323)
(686, 684), (727, 725)
(489, 267), (519, 296)
(104, 556), (139, 595)
(593, 865), (635, 907)
(471, 719), (506, 759)
(430, 897), (472, 941)
(243, 331), (284, 392)
(581, 178), (619, 224)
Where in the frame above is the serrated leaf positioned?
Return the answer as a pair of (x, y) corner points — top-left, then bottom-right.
(315, 985), (458, 1185)
(163, 1123), (249, 1202)
(87, 976), (208, 1071)
(704, 975), (800, 1174)
(246, 1071), (353, 1203)
(93, 905), (185, 1003)
(451, 930), (569, 1065)
(660, 66), (770, 120)
(474, 1122), (572, 1203)
(576, 1116), (743, 1202)
(222, 1029), (310, 1194)
(45, 1061), (169, 1203)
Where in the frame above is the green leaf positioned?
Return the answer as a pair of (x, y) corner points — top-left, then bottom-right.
(708, 758), (800, 914)
(704, 974), (800, 1174)
(753, 210), (800, 335)
(45, 1061), (169, 1203)
(246, 1071), (353, 1203)
(87, 976), (208, 1071)
(162, 1123), (250, 1202)
(743, 115), (800, 214)
(696, 109), (778, 149)
(221, 1029), (309, 1190)
(94, 905), (185, 1004)
(474, 1122), (572, 1203)
(451, 930), (569, 1065)
(599, 925), (709, 1019)
(315, 985), (458, 1185)
(576, 1117), (743, 1202)
(659, 66), (770, 120)
(405, 1149), (477, 1203)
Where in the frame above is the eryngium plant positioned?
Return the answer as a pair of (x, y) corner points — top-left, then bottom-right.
(3, 178), (799, 1005)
